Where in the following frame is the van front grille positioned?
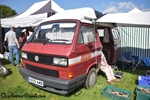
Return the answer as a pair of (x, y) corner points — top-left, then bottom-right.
(27, 53), (53, 65)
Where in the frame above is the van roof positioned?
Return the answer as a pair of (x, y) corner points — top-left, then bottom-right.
(42, 7), (103, 24)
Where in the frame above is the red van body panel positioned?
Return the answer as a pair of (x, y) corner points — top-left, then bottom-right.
(19, 19), (120, 94)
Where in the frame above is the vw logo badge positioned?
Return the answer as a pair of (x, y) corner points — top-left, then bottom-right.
(35, 55), (39, 61)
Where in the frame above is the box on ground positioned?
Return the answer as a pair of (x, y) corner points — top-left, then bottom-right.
(136, 85), (150, 100)
(138, 75), (150, 87)
(101, 85), (132, 100)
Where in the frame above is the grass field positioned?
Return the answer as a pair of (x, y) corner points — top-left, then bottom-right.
(0, 58), (147, 100)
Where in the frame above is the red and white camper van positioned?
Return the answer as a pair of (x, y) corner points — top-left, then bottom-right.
(19, 7), (121, 94)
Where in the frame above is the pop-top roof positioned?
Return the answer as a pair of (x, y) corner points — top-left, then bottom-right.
(42, 7), (103, 24)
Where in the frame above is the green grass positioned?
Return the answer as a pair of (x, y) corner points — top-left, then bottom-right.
(0, 58), (147, 100)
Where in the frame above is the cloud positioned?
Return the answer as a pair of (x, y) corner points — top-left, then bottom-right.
(103, 6), (119, 13)
(102, 2), (137, 13)
(117, 2), (137, 11)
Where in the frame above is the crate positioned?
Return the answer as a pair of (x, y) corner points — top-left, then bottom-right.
(136, 85), (150, 100)
(138, 76), (150, 87)
(101, 85), (132, 100)
(138, 81), (150, 87)
(138, 76), (150, 82)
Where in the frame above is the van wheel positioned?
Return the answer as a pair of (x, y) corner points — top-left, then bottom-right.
(0, 66), (8, 77)
(84, 68), (97, 89)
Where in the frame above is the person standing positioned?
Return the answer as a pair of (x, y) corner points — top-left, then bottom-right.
(19, 29), (29, 49)
(4, 26), (20, 67)
(22, 29), (29, 40)
(100, 50), (120, 85)
(19, 32), (26, 49)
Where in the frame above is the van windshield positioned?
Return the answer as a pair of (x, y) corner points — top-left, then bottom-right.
(30, 22), (76, 44)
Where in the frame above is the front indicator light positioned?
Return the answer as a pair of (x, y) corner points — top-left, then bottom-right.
(68, 72), (74, 78)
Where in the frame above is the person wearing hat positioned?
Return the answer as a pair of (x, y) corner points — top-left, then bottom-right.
(4, 26), (20, 67)
(19, 29), (29, 49)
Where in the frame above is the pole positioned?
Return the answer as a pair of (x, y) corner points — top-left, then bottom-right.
(0, 19), (3, 54)
(50, 0), (52, 16)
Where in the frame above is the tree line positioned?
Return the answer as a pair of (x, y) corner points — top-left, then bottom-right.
(0, 5), (17, 18)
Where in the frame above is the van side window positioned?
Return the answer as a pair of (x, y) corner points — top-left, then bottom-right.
(98, 29), (104, 37)
(78, 26), (95, 44)
(112, 28), (120, 39)
(98, 28), (110, 43)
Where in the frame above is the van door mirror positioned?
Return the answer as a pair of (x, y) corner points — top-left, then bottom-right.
(85, 42), (94, 49)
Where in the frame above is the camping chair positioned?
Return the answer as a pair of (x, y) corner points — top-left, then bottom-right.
(122, 51), (134, 69)
(133, 58), (150, 71)
(132, 55), (140, 71)
(122, 51), (140, 70)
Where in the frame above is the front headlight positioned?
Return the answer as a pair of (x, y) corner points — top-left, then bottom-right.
(53, 57), (67, 66)
(21, 52), (27, 59)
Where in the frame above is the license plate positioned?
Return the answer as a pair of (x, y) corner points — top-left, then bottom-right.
(28, 76), (44, 87)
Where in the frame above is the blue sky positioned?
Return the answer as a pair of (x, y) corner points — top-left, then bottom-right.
(0, 0), (150, 14)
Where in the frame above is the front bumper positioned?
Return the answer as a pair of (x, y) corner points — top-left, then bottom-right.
(19, 67), (86, 94)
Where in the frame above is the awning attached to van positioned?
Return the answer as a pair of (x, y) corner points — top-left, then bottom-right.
(96, 8), (150, 28)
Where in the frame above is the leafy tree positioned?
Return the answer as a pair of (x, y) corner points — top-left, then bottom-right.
(0, 5), (17, 18)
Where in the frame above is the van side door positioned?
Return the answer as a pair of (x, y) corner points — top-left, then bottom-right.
(75, 24), (101, 75)
(98, 27), (121, 64)
(111, 28), (121, 64)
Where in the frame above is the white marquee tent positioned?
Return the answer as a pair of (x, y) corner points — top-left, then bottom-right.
(0, 0), (65, 28)
(96, 8), (150, 27)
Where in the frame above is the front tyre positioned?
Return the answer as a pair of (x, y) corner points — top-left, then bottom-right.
(0, 66), (8, 77)
(84, 68), (97, 89)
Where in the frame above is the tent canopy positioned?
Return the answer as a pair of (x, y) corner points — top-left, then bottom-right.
(1, 13), (48, 28)
(1, 0), (65, 28)
(96, 8), (150, 27)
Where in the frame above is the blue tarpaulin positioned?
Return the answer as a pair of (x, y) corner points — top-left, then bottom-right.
(141, 58), (150, 67)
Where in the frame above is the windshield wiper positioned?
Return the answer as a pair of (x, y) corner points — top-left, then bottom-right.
(43, 38), (52, 45)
